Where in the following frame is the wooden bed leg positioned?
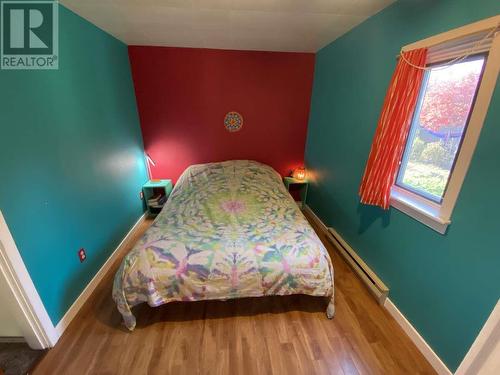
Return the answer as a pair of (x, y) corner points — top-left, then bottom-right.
(326, 294), (335, 319)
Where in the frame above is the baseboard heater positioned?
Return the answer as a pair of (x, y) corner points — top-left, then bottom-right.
(0, 337), (25, 344)
(326, 227), (389, 305)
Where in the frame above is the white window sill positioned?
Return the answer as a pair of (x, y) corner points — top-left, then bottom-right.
(390, 186), (450, 234)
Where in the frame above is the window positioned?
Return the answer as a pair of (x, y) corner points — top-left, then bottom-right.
(397, 55), (486, 203)
(390, 19), (500, 234)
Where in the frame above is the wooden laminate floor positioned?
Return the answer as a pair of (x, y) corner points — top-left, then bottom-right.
(34, 213), (436, 375)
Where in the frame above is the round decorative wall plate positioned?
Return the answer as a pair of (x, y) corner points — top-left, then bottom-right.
(224, 111), (243, 132)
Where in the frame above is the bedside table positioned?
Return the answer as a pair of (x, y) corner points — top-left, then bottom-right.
(284, 177), (309, 209)
(143, 179), (173, 216)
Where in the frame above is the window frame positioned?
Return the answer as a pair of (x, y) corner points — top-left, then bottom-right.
(390, 16), (500, 234)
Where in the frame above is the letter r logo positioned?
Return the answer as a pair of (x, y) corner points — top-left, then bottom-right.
(1, 1), (58, 69)
(2, 1), (54, 55)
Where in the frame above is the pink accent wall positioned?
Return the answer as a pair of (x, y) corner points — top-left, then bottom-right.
(129, 46), (315, 182)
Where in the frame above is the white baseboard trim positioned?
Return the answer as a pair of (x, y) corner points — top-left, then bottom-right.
(384, 298), (452, 375)
(304, 204), (452, 375)
(54, 214), (146, 336)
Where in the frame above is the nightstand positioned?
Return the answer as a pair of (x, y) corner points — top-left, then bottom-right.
(143, 179), (173, 216)
(284, 177), (309, 209)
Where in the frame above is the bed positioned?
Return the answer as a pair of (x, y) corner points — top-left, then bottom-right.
(113, 160), (334, 330)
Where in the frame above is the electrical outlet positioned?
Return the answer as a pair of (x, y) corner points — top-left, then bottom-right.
(78, 248), (86, 263)
(139, 191), (144, 200)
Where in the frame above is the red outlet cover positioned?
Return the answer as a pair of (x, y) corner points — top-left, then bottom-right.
(78, 248), (86, 262)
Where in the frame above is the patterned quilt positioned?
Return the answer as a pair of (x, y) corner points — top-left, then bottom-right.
(113, 160), (334, 330)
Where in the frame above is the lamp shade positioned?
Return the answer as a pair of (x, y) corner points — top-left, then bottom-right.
(293, 167), (306, 180)
(145, 152), (156, 179)
(145, 153), (156, 167)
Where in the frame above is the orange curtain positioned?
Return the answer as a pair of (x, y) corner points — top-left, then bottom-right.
(359, 48), (427, 209)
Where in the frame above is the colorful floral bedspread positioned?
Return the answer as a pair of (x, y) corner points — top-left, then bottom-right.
(113, 160), (334, 330)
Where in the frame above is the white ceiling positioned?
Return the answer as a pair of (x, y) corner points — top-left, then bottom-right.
(61, 0), (395, 52)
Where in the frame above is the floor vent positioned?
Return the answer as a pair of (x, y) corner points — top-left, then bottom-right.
(327, 227), (389, 304)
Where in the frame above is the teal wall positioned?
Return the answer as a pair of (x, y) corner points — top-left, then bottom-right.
(305, 0), (500, 371)
(0, 5), (148, 324)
